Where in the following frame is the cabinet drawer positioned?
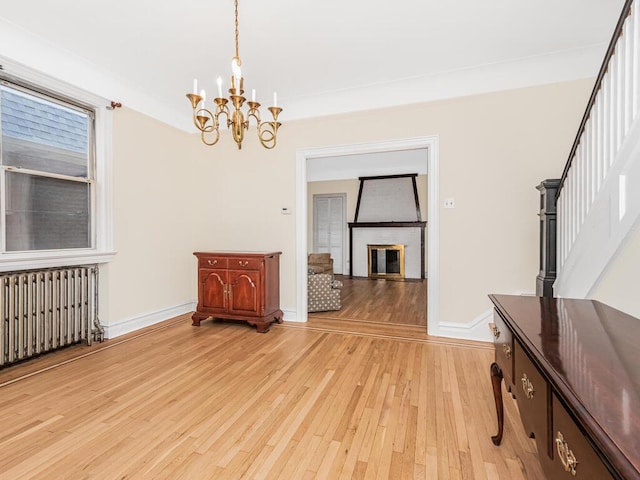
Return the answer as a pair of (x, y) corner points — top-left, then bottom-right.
(491, 311), (514, 389)
(228, 257), (261, 270)
(550, 394), (615, 480)
(514, 341), (548, 454)
(199, 256), (228, 269)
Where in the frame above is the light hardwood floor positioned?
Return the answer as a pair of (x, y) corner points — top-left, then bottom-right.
(0, 314), (545, 479)
(309, 277), (427, 326)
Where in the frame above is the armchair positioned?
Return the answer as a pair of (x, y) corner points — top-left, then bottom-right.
(307, 273), (342, 312)
(307, 253), (334, 275)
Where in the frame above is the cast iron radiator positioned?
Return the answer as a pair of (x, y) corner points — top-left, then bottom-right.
(0, 265), (104, 367)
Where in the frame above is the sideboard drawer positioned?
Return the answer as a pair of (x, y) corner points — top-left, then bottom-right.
(550, 394), (615, 479)
(199, 256), (228, 269)
(491, 311), (514, 389)
(514, 341), (548, 454)
(228, 257), (262, 270)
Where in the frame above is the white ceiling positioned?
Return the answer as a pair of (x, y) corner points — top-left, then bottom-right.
(0, 0), (625, 132)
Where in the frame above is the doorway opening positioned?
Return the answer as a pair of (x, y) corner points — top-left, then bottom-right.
(296, 136), (440, 335)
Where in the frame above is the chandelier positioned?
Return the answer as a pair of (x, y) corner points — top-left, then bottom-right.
(186, 0), (282, 150)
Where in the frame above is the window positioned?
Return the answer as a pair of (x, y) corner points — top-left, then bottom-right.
(0, 64), (114, 271)
(1, 83), (93, 252)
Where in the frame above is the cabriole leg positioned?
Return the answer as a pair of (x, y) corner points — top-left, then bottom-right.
(490, 362), (504, 445)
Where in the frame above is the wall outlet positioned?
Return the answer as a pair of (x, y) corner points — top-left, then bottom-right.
(281, 207), (292, 215)
(444, 198), (455, 208)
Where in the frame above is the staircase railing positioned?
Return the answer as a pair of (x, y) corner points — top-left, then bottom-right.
(555, 0), (640, 297)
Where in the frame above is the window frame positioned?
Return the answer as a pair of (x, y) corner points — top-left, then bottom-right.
(0, 61), (115, 272)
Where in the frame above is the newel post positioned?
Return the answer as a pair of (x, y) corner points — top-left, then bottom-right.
(536, 179), (560, 297)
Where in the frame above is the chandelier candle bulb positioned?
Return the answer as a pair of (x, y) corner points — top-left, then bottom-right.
(217, 77), (222, 98)
(252, 89), (256, 102)
(193, 78), (197, 94)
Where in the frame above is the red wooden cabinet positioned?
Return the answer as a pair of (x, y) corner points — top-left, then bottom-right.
(193, 252), (283, 333)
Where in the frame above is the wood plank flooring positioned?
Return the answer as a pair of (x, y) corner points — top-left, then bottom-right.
(0, 314), (545, 479)
(309, 277), (427, 326)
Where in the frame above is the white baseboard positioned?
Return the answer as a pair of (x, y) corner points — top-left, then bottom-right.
(437, 309), (494, 343)
(282, 308), (303, 323)
(128, 291), (529, 343)
(435, 291), (535, 342)
(103, 301), (197, 339)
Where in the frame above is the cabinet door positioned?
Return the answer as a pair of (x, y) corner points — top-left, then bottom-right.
(228, 270), (261, 316)
(199, 269), (228, 312)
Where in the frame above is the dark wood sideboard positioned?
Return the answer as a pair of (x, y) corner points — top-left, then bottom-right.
(193, 251), (283, 333)
(488, 294), (640, 480)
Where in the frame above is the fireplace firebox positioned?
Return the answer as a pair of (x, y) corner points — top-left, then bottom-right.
(367, 244), (405, 279)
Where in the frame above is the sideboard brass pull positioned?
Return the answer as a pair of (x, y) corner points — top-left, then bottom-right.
(555, 431), (578, 475)
(521, 373), (535, 399)
(239, 260), (249, 267)
(488, 323), (501, 339)
(502, 343), (512, 359)
(207, 259), (218, 266)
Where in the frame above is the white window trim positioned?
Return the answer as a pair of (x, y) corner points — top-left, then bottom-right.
(0, 57), (115, 272)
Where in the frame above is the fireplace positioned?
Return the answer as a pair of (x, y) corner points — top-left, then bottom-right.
(368, 244), (405, 279)
(348, 174), (426, 279)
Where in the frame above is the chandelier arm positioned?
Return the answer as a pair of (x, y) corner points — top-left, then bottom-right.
(201, 127), (221, 146)
(247, 109), (261, 125)
(193, 107), (216, 132)
(215, 104), (230, 123)
(257, 121), (280, 149)
(196, 108), (221, 146)
(191, 107), (223, 146)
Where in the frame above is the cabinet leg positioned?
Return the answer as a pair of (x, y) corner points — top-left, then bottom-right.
(490, 362), (504, 446)
(255, 322), (270, 333)
(191, 312), (208, 326)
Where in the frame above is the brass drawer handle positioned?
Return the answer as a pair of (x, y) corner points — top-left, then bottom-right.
(521, 373), (534, 399)
(207, 259), (218, 266)
(489, 322), (501, 339)
(238, 260), (249, 267)
(502, 343), (512, 359)
(555, 431), (578, 475)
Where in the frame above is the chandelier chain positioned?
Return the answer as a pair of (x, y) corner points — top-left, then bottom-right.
(234, 0), (240, 60)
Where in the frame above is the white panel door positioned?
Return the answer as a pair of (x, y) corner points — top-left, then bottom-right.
(313, 194), (346, 274)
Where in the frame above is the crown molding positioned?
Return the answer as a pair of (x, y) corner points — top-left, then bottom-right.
(0, 15), (605, 133)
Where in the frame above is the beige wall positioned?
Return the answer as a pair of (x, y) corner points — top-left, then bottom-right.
(105, 79), (592, 333)
(591, 228), (640, 318)
(104, 107), (202, 327)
